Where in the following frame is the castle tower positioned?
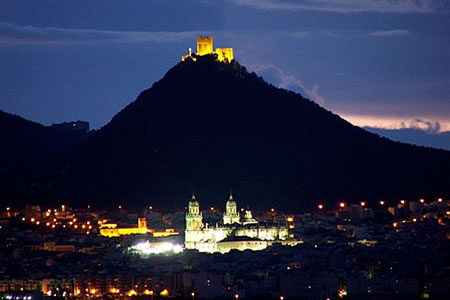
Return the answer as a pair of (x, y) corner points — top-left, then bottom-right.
(223, 193), (241, 225)
(196, 36), (214, 56)
(138, 217), (147, 229)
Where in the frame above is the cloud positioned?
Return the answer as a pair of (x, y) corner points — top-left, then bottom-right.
(229, 0), (436, 13)
(286, 31), (310, 39)
(0, 22), (207, 45)
(252, 64), (326, 106)
(369, 29), (410, 36)
(341, 114), (449, 133)
(402, 119), (441, 133)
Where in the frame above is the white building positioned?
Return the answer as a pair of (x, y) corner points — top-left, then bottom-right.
(185, 194), (298, 253)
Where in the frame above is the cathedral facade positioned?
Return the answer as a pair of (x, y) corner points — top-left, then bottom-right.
(185, 194), (298, 253)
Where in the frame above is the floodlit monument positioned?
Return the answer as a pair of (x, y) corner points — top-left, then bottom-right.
(99, 218), (179, 238)
(185, 194), (299, 253)
(182, 36), (234, 63)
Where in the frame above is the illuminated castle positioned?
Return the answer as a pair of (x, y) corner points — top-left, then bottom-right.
(182, 36), (234, 63)
(185, 194), (299, 253)
(100, 218), (179, 238)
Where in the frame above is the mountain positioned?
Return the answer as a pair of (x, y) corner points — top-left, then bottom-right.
(364, 127), (450, 151)
(0, 110), (90, 204)
(56, 56), (450, 212)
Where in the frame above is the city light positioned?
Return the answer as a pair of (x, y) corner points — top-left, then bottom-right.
(131, 241), (183, 255)
(400, 200), (405, 205)
(420, 198), (425, 203)
(318, 204), (324, 210)
(360, 201), (366, 207)
(235, 294), (239, 299)
(339, 202), (345, 208)
(160, 289), (169, 297)
(438, 198), (443, 203)
(379, 201), (385, 205)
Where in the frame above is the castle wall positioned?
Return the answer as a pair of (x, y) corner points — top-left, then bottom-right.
(215, 48), (234, 62)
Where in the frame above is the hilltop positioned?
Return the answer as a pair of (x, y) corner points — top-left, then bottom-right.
(54, 56), (450, 211)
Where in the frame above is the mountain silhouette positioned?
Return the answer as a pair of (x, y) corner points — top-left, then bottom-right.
(0, 110), (89, 204)
(54, 56), (449, 211)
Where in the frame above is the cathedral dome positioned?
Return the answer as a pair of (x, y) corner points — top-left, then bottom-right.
(226, 193), (236, 207)
(189, 194), (199, 207)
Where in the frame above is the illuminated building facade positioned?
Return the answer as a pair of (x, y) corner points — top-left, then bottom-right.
(100, 218), (178, 238)
(182, 36), (234, 63)
(185, 194), (298, 253)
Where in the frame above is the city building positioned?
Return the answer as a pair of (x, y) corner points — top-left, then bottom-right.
(185, 194), (299, 253)
(99, 218), (179, 238)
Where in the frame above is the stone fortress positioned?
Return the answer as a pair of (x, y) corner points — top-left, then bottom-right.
(182, 36), (234, 63)
(185, 194), (300, 253)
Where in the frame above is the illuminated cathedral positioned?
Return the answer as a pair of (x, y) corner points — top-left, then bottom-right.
(185, 194), (299, 253)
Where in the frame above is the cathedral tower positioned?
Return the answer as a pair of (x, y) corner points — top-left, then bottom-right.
(185, 194), (204, 249)
(223, 193), (241, 225)
(186, 194), (203, 231)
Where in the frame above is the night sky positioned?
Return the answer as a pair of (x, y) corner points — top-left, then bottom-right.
(1, 0), (449, 141)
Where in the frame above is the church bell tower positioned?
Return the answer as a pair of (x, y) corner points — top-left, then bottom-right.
(223, 193), (241, 225)
(185, 194), (204, 249)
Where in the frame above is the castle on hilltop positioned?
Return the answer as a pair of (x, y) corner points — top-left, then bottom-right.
(185, 194), (300, 253)
(182, 36), (234, 63)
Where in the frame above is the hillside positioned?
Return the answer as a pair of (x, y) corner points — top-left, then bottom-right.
(57, 56), (450, 211)
(0, 110), (89, 204)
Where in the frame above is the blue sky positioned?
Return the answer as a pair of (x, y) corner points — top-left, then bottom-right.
(0, 0), (449, 137)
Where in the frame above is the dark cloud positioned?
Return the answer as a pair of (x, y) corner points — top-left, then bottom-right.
(369, 29), (410, 36)
(0, 22), (208, 45)
(229, 0), (439, 13)
(0, 0), (225, 31)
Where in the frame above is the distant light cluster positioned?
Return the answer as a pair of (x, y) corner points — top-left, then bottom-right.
(131, 241), (183, 255)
